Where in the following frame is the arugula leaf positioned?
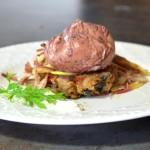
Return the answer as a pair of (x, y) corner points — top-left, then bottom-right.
(0, 80), (66, 109)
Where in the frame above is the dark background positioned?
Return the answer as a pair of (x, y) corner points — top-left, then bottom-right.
(0, 0), (150, 47)
(0, 0), (150, 149)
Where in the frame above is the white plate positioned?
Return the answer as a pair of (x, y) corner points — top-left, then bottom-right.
(0, 41), (150, 125)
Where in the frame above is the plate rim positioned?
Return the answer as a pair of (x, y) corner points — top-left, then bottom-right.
(0, 41), (150, 125)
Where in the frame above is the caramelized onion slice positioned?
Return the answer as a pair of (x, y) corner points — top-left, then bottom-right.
(36, 67), (75, 76)
(114, 55), (150, 76)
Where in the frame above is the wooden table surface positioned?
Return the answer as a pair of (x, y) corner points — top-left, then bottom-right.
(0, 0), (150, 149)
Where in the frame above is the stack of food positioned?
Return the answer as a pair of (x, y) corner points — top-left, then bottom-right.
(19, 20), (149, 99)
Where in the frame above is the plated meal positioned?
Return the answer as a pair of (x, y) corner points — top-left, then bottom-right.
(0, 19), (150, 110)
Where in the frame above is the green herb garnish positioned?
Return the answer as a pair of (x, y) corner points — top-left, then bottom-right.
(0, 74), (66, 109)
